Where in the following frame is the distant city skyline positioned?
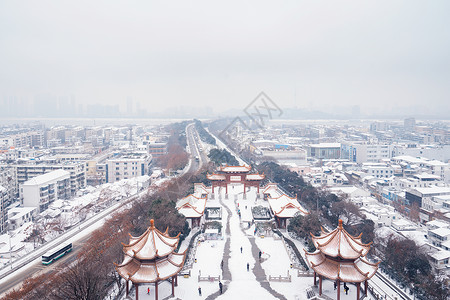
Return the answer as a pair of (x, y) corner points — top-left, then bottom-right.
(2, 92), (448, 120)
(1, 1), (450, 118)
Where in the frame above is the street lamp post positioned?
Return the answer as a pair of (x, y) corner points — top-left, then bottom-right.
(8, 230), (12, 269)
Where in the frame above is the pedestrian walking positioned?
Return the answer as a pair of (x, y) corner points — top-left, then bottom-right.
(334, 281), (337, 290)
(219, 281), (223, 294)
(345, 286), (349, 295)
(247, 262), (249, 271)
(198, 286), (202, 296)
(258, 251), (262, 262)
(240, 246), (243, 253)
(221, 260), (224, 269)
(148, 287), (150, 294)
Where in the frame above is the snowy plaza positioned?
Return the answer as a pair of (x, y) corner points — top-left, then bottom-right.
(124, 181), (372, 300)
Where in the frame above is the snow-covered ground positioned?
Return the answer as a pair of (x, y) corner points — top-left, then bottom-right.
(128, 184), (384, 300)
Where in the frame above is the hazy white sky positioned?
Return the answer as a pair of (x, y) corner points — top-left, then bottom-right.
(1, 1), (449, 114)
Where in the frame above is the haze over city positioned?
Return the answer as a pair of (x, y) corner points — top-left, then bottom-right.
(2, 2), (450, 300)
(1, 0), (450, 118)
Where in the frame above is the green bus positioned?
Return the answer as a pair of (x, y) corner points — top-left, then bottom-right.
(42, 243), (72, 265)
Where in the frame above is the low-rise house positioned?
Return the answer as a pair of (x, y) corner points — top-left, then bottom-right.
(8, 207), (37, 230)
(428, 227), (450, 248)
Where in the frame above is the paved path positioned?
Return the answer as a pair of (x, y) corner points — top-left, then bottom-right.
(207, 195), (279, 300)
(205, 196), (232, 300)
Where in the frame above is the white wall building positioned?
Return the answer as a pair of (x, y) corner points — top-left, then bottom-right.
(8, 207), (37, 230)
(428, 227), (450, 248)
(342, 143), (393, 163)
(16, 162), (86, 196)
(363, 164), (394, 179)
(21, 170), (71, 212)
(106, 152), (152, 183)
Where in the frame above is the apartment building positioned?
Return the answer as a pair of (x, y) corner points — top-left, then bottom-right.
(0, 186), (8, 233)
(0, 165), (17, 204)
(21, 169), (71, 212)
(106, 152), (152, 183)
(16, 161), (86, 196)
(147, 142), (168, 157)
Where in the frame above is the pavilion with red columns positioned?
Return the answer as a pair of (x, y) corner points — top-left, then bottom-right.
(115, 219), (187, 300)
(304, 219), (379, 300)
(206, 165), (265, 195)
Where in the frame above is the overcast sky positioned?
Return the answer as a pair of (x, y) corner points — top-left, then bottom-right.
(1, 1), (449, 115)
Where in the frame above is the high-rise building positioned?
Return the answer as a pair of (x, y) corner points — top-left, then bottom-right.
(404, 117), (416, 132)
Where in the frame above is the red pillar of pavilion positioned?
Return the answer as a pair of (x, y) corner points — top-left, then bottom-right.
(337, 280), (340, 300)
(365, 280), (368, 295)
(357, 282), (361, 300)
(135, 285), (139, 300)
(126, 280), (129, 297)
(319, 276), (323, 295)
(313, 272), (317, 285)
(171, 276), (175, 297)
(243, 183), (246, 194)
(175, 275), (178, 286)
(155, 282), (158, 300)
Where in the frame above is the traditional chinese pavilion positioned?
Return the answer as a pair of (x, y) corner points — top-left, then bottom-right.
(206, 165), (265, 194)
(176, 194), (207, 227)
(268, 194), (309, 228)
(304, 219), (379, 300)
(115, 219), (187, 300)
(263, 183), (309, 228)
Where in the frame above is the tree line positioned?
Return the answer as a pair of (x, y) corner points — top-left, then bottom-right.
(194, 119), (216, 145)
(208, 148), (239, 166)
(155, 122), (189, 171)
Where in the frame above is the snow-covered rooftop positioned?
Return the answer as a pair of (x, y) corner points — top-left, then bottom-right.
(22, 169), (70, 186)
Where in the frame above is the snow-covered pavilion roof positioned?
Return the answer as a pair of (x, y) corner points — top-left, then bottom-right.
(310, 220), (372, 259)
(246, 173), (265, 181)
(304, 250), (379, 283)
(115, 219), (186, 284)
(262, 183), (282, 198)
(176, 194), (207, 218)
(122, 219), (181, 260)
(268, 194), (308, 218)
(219, 165), (251, 173)
(115, 251), (186, 284)
(206, 173), (226, 181)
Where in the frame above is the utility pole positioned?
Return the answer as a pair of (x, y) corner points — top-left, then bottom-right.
(9, 231), (12, 269)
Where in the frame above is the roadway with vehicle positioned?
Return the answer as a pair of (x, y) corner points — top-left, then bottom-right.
(0, 123), (205, 297)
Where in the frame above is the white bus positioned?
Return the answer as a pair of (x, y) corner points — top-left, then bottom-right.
(42, 243), (72, 265)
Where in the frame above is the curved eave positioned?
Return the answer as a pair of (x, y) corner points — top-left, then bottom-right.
(116, 250), (187, 284)
(305, 251), (379, 283)
(274, 204), (309, 218)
